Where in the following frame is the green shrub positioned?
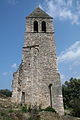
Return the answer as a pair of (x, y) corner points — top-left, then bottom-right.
(70, 98), (80, 117)
(0, 89), (12, 97)
(20, 104), (32, 113)
(0, 112), (15, 120)
(0, 112), (5, 116)
(28, 117), (33, 120)
(21, 104), (28, 113)
(8, 109), (14, 113)
(44, 106), (56, 113)
(27, 104), (32, 113)
(62, 78), (80, 109)
(3, 116), (14, 120)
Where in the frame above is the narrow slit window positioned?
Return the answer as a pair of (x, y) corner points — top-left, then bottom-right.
(42, 21), (46, 32)
(49, 84), (52, 107)
(21, 92), (25, 103)
(34, 21), (38, 32)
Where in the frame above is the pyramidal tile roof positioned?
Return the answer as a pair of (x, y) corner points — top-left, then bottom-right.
(26, 7), (53, 18)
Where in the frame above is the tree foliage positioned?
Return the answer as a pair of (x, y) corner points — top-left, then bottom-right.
(0, 89), (12, 97)
(62, 78), (80, 117)
(70, 98), (80, 117)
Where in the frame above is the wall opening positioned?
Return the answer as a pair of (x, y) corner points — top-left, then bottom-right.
(49, 84), (52, 107)
(21, 92), (25, 104)
(34, 21), (38, 32)
(42, 21), (46, 32)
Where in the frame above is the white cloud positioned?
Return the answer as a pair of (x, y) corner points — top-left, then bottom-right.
(11, 63), (17, 69)
(39, 4), (43, 9)
(58, 41), (80, 64)
(42, 0), (80, 24)
(2, 72), (8, 76)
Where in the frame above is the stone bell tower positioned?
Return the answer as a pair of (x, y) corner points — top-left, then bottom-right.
(12, 7), (64, 115)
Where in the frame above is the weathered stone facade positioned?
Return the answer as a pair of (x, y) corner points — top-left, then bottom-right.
(12, 7), (64, 115)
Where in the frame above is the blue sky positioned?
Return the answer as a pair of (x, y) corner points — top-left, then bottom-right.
(0, 0), (80, 90)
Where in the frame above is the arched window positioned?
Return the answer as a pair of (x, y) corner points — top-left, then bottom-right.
(34, 21), (38, 32)
(42, 21), (46, 32)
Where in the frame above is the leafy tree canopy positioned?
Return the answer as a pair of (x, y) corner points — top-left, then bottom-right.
(0, 89), (12, 97)
(62, 78), (80, 117)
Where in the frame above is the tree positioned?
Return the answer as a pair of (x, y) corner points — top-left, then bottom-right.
(62, 78), (80, 117)
(0, 89), (12, 97)
(70, 98), (80, 117)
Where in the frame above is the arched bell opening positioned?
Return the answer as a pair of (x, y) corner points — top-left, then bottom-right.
(34, 21), (38, 32)
(42, 21), (46, 32)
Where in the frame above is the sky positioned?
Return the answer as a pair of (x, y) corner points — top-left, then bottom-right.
(0, 0), (80, 90)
